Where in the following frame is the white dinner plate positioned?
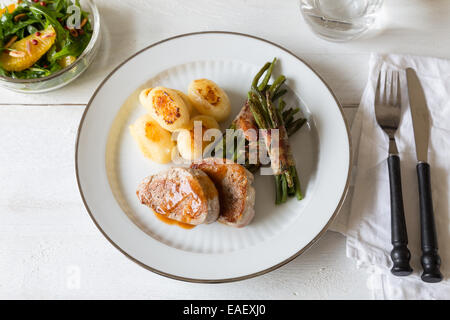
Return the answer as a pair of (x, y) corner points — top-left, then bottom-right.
(76, 32), (351, 282)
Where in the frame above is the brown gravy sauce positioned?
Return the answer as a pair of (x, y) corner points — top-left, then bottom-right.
(153, 212), (196, 229)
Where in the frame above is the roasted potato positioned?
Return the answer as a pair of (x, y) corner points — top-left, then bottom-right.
(139, 86), (190, 132)
(129, 114), (175, 164)
(190, 115), (220, 131)
(177, 115), (220, 161)
(188, 79), (231, 122)
(173, 89), (195, 115)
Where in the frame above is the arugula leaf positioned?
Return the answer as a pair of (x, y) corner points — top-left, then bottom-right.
(17, 26), (25, 38)
(27, 2), (67, 46)
(27, 24), (38, 35)
(49, 61), (62, 73)
(0, 11), (14, 30)
(5, 18), (41, 37)
(50, 0), (63, 12)
(49, 32), (91, 62)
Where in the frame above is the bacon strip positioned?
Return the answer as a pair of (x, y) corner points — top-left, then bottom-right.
(234, 101), (258, 140)
(260, 125), (294, 175)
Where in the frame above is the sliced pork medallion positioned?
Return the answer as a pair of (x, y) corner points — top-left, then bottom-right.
(191, 158), (256, 227)
(136, 167), (220, 225)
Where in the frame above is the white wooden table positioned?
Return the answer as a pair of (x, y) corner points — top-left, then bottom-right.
(1, 0), (449, 300)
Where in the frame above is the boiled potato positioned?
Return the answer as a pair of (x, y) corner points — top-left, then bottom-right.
(177, 115), (220, 161)
(139, 86), (190, 132)
(173, 89), (195, 114)
(139, 88), (153, 105)
(190, 115), (220, 131)
(188, 79), (231, 122)
(176, 129), (201, 161)
(129, 114), (175, 164)
(171, 144), (189, 165)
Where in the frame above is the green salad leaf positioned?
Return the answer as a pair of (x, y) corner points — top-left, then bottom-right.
(27, 2), (67, 46)
(49, 31), (90, 62)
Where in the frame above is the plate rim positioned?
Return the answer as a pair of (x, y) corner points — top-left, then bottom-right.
(75, 31), (352, 283)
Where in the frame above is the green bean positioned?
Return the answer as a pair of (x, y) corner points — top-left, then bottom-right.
(233, 132), (246, 162)
(292, 167), (303, 200)
(245, 59), (305, 203)
(287, 118), (307, 136)
(251, 89), (272, 127)
(277, 99), (287, 123)
(266, 92), (280, 128)
(252, 62), (271, 89)
(281, 175), (288, 203)
(288, 183), (296, 197)
(207, 122), (236, 158)
(269, 75), (286, 97)
(285, 117), (294, 128)
(247, 93), (268, 129)
(272, 89), (287, 101)
(278, 99), (286, 112)
(284, 169), (295, 189)
(275, 175), (282, 205)
(258, 58), (277, 92)
(282, 107), (300, 121)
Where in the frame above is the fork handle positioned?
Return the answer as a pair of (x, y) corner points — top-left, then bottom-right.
(417, 162), (443, 283)
(388, 155), (413, 276)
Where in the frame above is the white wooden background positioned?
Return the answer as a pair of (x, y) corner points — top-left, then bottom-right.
(1, 0), (449, 299)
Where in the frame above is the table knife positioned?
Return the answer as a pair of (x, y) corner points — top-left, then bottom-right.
(406, 68), (443, 283)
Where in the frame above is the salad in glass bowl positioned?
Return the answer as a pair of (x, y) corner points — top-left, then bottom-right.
(0, 0), (100, 92)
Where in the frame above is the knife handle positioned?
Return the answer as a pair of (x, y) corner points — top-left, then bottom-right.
(417, 162), (443, 283)
(387, 155), (413, 276)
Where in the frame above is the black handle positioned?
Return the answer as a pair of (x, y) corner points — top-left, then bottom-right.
(387, 155), (413, 276)
(417, 162), (443, 283)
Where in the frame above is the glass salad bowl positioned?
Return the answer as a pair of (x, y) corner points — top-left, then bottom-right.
(0, 0), (100, 93)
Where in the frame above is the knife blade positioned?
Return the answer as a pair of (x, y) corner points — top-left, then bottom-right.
(405, 68), (443, 283)
(406, 68), (430, 163)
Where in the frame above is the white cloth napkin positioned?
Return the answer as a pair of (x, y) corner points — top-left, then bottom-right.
(331, 53), (450, 299)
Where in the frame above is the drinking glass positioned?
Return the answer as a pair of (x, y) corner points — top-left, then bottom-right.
(299, 0), (384, 42)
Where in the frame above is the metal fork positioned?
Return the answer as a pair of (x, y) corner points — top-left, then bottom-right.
(374, 70), (413, 277)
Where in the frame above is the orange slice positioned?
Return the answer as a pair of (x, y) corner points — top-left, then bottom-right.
(0, 3), (17, 16)
(0, 25), (56, 72)
(58, 55), (77, 68)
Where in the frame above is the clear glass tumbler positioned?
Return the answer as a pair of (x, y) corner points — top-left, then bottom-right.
(299, 0), (384, 42)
